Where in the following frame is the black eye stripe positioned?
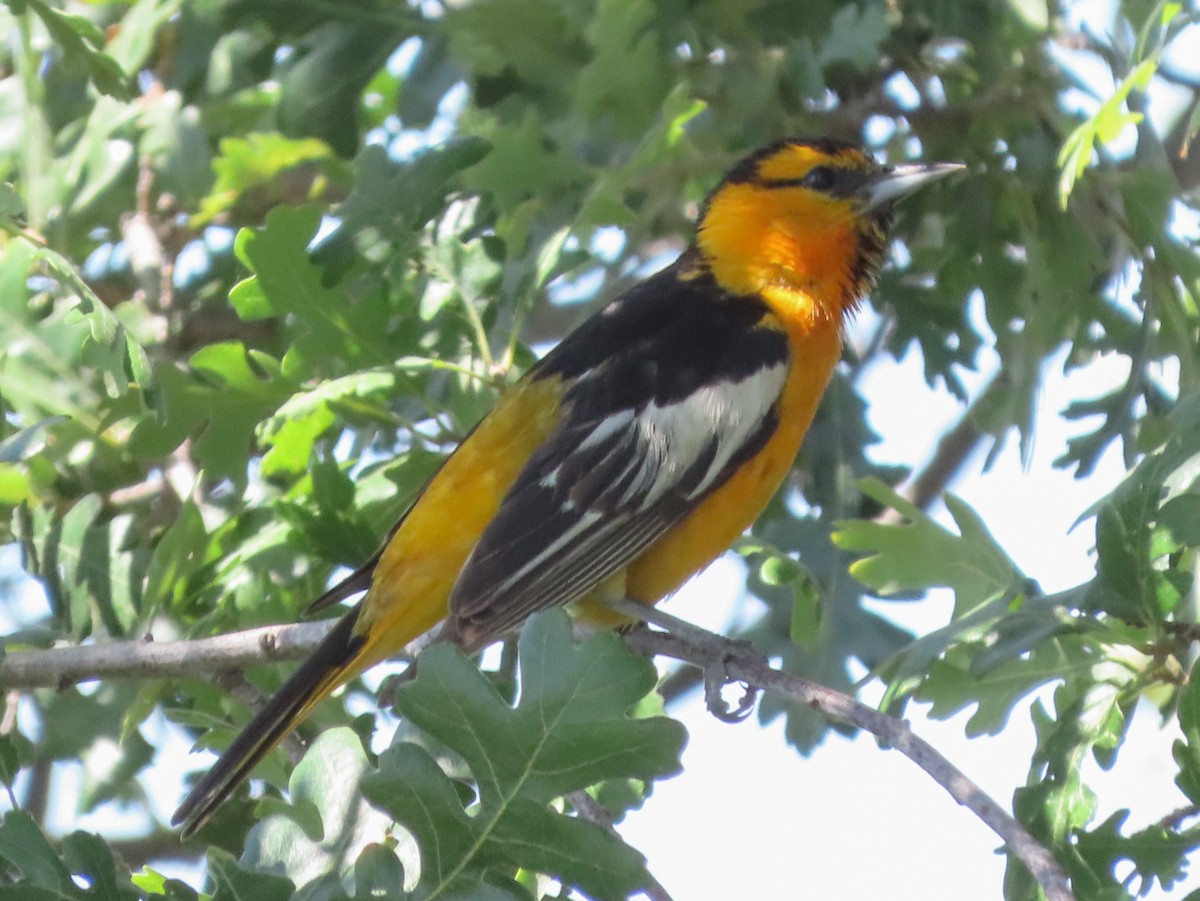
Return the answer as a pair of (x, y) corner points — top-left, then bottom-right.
(761, 166), (840, 192)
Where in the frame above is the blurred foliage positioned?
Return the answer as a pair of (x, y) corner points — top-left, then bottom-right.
(0, 0), (1199, 898)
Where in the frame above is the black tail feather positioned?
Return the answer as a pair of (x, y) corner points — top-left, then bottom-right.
(173, 609), (365, 838)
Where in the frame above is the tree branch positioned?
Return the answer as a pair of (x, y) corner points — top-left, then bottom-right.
(0, 617), (1073, 901)
(0, 622), (336, 689)
(108, 830), (203, 869)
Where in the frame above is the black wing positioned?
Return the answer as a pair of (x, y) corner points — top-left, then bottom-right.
(448, 261), (789, 648)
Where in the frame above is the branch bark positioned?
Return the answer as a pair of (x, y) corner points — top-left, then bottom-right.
(0, 621), (335, 689)
(0, 618), (1073, 901)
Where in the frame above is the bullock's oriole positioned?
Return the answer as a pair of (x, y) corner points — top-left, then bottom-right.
(173, 137), (960, 836)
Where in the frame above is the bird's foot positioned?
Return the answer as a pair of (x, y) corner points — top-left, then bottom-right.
(603, 597), (764, 723)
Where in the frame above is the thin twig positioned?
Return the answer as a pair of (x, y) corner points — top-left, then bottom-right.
(1158, 803), (1200, 831)
(567, 790), (674, 901)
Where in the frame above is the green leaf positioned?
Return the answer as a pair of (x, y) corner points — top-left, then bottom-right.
(1180, 658), (1200, 746)
(130, 867), (200, 899)
(197, 135), (334, 224)
(331, 137), (492, 251)
(279, 20), (413, 157)
(128, 343), (296, 486)
(0, 464), (31, 505)
(0, 733), (25, 788)
(818, 3), (892, 72)
(1175, 657), (1200, 804)
(139, 89), (214, 206)
(38, 684), (147, 765)
(402, 610), (684, 803)
(241, 728), (388, 892)
(447, 0), (586, 88)
(353, 844), (407, 901)
(61, 831), (138, 900)
(573, 0), (670, 134)
(1158, 493), (1200, 547)
(258, 370), (398, 478)
(79, 729), (155, 812)
(0, 416), (67, 463)
(15, 236), (156, 405)
(142, 499), (208, 614)
(22, 0), (134, 99)
(364, 745), (478, 883)
(1057, 56), (1158, 206)
(28, 494), (105, 635)
(106, 0), (182, 73)
(832, 480), (1036, 713)
(1078, 391), (1200, 623)
(362, 610), (686, 898)
(207, 848), (293, 901)
(462, 110), (584, 214)
(740, 545), (822, 649)
(0, 182), (22, 218)
(230, 206), (394, 376)
(833, 478), (1022, 617)
(1073, 809), (1200, 896)
(918, 633), (1094, 735)
(758, 553), (802, 586)
(0, 811), (72, 891)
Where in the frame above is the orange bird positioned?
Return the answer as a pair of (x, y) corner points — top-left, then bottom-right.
(174, 137), (959, 836)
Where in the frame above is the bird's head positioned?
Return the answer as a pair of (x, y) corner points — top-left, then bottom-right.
(695, 138), (961, 322)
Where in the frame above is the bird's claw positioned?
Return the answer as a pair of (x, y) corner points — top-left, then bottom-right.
(699, 636), (764, 723)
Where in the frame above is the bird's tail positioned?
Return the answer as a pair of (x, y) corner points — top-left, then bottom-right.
(172, 609), (367, 838)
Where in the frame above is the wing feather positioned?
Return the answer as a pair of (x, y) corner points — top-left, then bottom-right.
(449, 352), (788, 647)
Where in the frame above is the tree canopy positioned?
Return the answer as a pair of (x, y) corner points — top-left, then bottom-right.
(1, 0), (1199, 899)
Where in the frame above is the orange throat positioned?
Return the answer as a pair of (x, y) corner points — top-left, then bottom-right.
(696, 181), (871, 326)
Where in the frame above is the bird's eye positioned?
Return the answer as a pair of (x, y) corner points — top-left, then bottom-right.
(801, 166), (837, 191)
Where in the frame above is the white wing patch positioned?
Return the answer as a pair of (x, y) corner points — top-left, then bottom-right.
(633, 361), (788, 504)
(531, 358), (786, 527)
(578, 409), (635, 450)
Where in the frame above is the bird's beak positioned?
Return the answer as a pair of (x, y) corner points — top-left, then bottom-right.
(860, 161), (965, 210)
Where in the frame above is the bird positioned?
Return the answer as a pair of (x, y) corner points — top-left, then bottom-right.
(173, 136), (961, 837)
